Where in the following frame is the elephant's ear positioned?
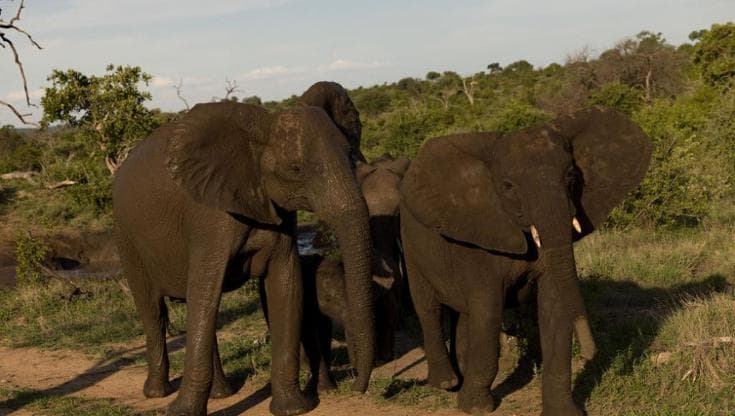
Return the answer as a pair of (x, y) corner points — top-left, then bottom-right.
(401, 135), (527, 254)
(166, 101), (280, 225)
(299, 81), (365, 162)
(554, 107), (652, 233)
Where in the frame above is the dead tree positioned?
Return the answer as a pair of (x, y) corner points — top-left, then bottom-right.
(174, 78), (190, 111)
(460, 76), (478, 106)
(224, 77), (241, 100)
(0, 0), (42, 124)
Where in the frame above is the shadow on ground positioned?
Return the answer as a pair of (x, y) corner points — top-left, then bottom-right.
(0, 295), (262, 412)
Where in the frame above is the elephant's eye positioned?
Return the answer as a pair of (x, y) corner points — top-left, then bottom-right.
(502, 179), (515, 193)
(288, 163), (302, 176)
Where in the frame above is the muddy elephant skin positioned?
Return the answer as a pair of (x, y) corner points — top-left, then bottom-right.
(113, 101), (375, 416)
(399, 107), (652, 415)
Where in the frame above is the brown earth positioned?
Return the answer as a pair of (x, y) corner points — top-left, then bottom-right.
(0, 333), (547, 416)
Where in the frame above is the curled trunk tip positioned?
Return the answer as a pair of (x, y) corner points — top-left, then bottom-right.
(574, 316), (596, 360)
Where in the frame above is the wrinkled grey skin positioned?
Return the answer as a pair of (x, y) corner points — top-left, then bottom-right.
(298, 81), (364, 163)
(399, 107), (652, 415)
(113, 101), (375, 416)
(300, 155), (411, 391)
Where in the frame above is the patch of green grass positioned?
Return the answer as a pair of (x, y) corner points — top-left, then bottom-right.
(573, 221), (735, 415)
(0, 278), (141, 352)
(0, 387), (154, 416)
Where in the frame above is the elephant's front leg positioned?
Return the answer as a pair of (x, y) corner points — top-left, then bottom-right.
(457, 284), (503, 414)
(266, 247), (318, 416)
(537, 275), (583, 416)
(166, 254), (227, 416)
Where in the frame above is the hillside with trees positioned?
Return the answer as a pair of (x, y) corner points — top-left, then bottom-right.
(2, 24), (732, 231)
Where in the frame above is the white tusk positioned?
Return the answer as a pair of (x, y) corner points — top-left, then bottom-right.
(530, 225), (541, 249)
(572, 217), (582, 233)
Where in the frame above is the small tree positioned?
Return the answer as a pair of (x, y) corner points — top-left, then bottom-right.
(41, 64), (156, 174)
(690, 23), (735, 88)
(0, 0), (42, 124)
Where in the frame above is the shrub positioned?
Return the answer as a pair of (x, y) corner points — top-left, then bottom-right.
(15, 232), (49, 287)
(590, 82), (643, 115)
(489, 101), (550, 133)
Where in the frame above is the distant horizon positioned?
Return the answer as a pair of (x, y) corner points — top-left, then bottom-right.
(1, 0), (732, 127)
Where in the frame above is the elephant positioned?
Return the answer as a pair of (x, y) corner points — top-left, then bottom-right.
(398, 107), (652, 415)
(298, 81), (365, 163)
(300, 155), (411, 391)
(112, 100), (375, 416)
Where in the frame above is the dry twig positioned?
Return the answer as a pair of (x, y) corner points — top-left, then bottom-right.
(1, 0), (43, 124)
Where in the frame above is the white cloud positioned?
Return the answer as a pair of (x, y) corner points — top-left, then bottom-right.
(151, 76), (175, 88)
(242, 65), (301, 80)
(318, 59), (389, 71)
(3, 89), (44, 103)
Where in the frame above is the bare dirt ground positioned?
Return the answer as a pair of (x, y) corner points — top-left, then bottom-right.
(0, 335), (544, 416)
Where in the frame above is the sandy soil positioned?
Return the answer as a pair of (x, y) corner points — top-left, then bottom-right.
(0, 334), (544, 416)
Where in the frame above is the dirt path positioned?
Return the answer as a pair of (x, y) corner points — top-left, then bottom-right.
(0, 338), (542, 416)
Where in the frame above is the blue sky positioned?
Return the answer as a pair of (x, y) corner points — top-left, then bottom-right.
(1, 0), (733, 126)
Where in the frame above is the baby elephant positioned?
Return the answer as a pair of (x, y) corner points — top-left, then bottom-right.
(301, 155), (411, 391)
(300, 253), (400, 390)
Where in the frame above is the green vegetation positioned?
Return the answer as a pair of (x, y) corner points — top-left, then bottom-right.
(14, 231), (49, 287)
(0, 387), (150, 416)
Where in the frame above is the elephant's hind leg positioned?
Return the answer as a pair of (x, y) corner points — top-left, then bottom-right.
(210, 331), (235, 399)
(123, 263), (173, 398)
(405, 255), (458, 391)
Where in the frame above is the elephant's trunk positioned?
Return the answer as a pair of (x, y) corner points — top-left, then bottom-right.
(541, 244), (596, 360)
(313, 181), (375, 393)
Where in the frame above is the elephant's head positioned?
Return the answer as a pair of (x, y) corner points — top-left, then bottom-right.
(166, 101), (374, 392)
(299, 81), (364, 163)
(356, 153), (410, 290)
(402, 107), (652, 360)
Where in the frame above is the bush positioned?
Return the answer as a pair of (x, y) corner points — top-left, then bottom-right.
(488, 101), (550, 133)
(590, 82), (643, 115)
(15, 232), (49, 287)
(0, 126), (43, 173)
(609, 87), (729, 227)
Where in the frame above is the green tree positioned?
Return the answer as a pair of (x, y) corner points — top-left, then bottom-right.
(41, 64), (157, 174)
(690, 22), (735, 88)
(590, 81), (643, 114)
(425, 71), (441, 81)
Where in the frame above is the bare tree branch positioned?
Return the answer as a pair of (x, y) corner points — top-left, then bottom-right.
(0, 98), (34, 125)
(224, 77), (240, 100)
(174, 78), (190, 111)
(0, 0), (42, 124)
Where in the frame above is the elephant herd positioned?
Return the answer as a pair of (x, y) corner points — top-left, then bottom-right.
(112, 81), (653, 416)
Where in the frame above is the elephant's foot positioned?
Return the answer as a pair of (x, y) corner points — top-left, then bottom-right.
(317, 372), (337, 392)
(541, 399), (584, 416)
(270, 387), (318, 416)
(165, 393), (207, 416)
(209, 377), (235, 399)
(427, 363), (459, 390)
(457, 385), (495, 414)
(143, 376), (175, 398)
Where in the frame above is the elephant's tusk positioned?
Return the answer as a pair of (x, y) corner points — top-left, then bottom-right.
(572, 217), (582, 233)
(530, 225), (541, 249)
